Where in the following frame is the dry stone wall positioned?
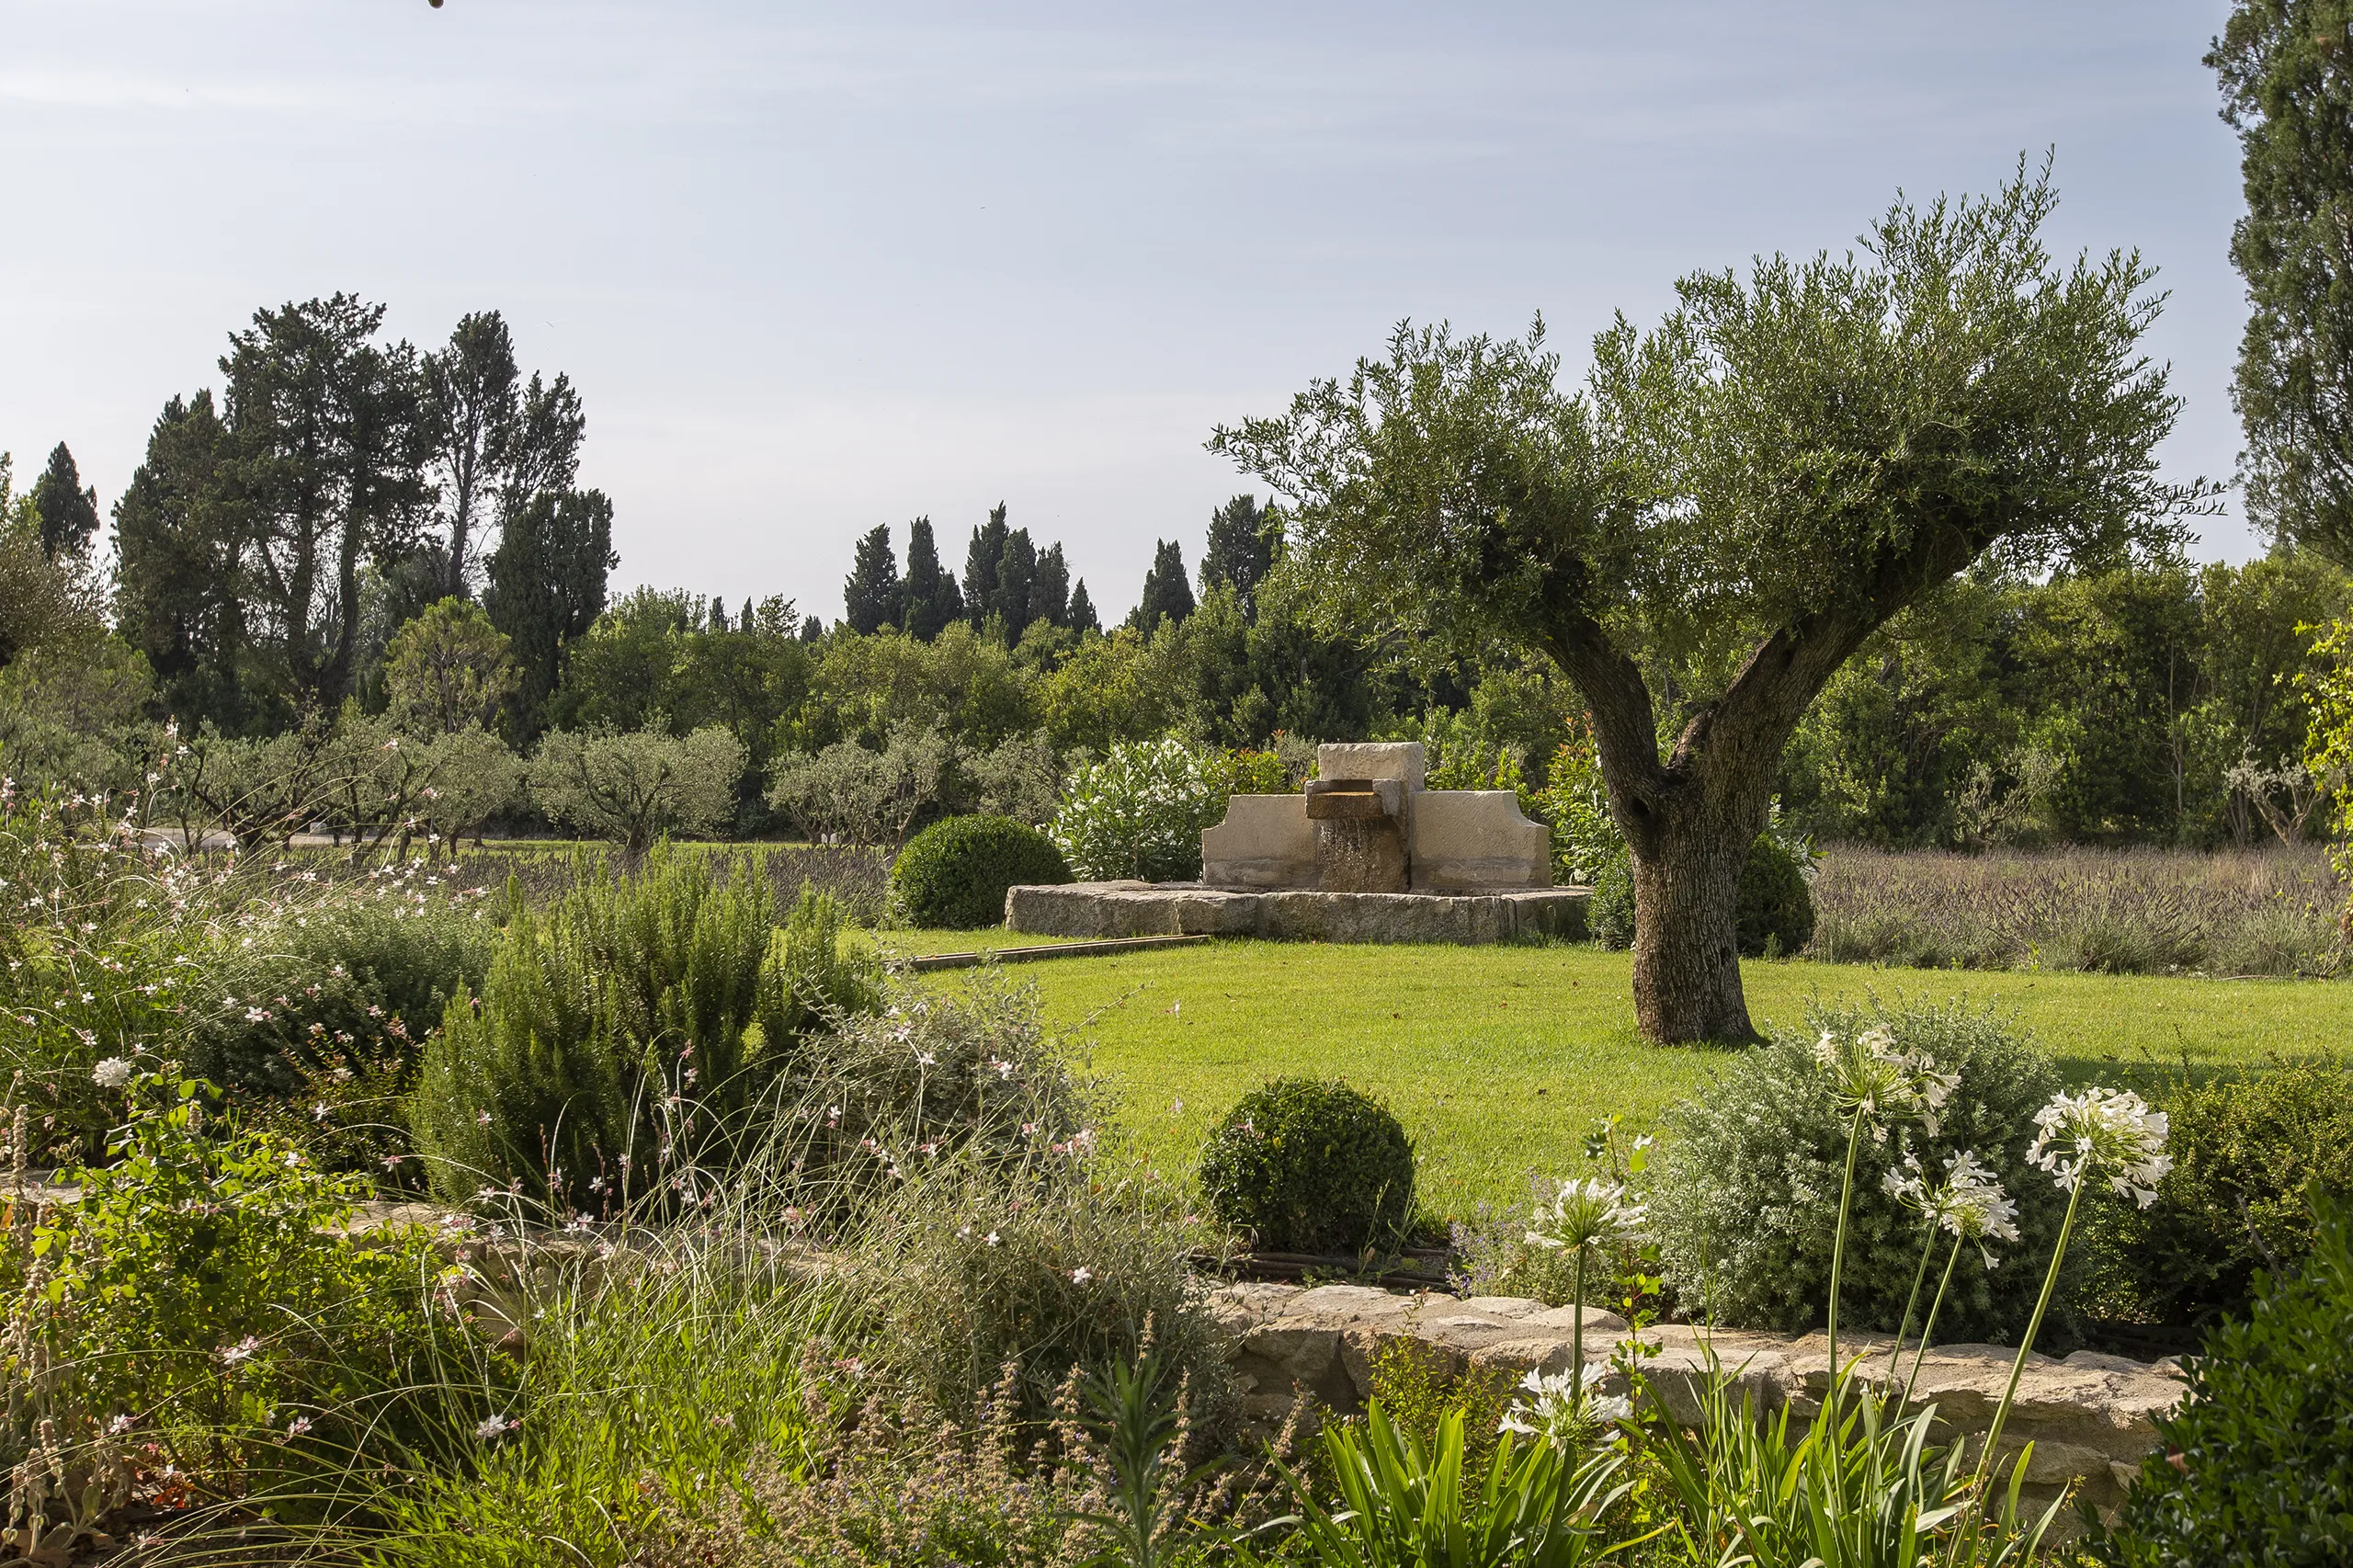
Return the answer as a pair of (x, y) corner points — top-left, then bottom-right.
(1208, 1282), (2185, 1522)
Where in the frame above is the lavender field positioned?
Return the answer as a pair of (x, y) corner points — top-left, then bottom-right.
(1807, 844), (2348, 978)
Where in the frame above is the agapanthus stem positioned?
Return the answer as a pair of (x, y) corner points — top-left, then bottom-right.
(1571, 1244), (1588, 1415)
(1824, 1102), (1869, 1426)
(1886, 1224), (1939, 1388)
(1904, 1233), (1964, 1398)
(1973, 1177), (2086, 1493)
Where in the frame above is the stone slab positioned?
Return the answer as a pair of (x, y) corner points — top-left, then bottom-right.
(1201, 795), (1319, 888)
(1210, 1281), (2187, 1525)
(1005, 881), (1588, 943)
(1317, 741), (1426, 793)
(1407, 790), (1552, 892)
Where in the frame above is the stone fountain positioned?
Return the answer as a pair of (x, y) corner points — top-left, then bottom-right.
(1005, 743), (1587, 944)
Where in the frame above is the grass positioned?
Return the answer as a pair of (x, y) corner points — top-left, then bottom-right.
(893, 938), (2353, 1220)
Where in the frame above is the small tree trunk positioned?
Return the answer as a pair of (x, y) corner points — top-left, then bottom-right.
(1627, 792), (1757, 1043)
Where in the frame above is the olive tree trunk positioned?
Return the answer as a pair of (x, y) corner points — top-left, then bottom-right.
(1623, 782), (1768, 1044)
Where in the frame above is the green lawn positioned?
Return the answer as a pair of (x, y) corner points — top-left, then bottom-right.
(899, 938), (2353, 1219)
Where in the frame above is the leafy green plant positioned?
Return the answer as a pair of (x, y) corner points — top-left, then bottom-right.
(1266, 1402), (1638, 1568)
(1197, 1077), (1416, 1256)
(1646, 999), (2070, 1342)
(1586, 854), (1634, 949)
(2099, 1058), (2353, 1325)
(1050, 738), (1226, 882)
(0, 1058), (465, 1550)
(892, 813), (1073, 928)
(862, 1161), (1233, 1435)
(2094, 1186), (2353, 1568)
(1738, 834), (1817, 957)
(411, 848), (877, 1208)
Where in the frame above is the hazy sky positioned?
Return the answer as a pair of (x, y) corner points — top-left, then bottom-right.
(3, 1), (2254, 622)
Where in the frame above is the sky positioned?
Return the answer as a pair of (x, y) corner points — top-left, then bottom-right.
(1, 1), (2256, 623)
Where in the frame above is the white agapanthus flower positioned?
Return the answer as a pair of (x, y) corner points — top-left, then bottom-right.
(1526, 1178), (1646, 1253)
(1883, 1148), (2021, 1265)
(1814, 1027), (1960, 1137)
(2030, 1088), (2172, 1208)
(1498, 1364), (1631, 1447)
(91, 1057), (135, 1089)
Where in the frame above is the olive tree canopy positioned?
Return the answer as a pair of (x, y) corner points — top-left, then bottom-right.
(1212, 165), (2210, 1041)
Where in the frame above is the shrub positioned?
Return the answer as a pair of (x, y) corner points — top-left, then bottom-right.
(1647, 998), (2073, 1342)
(1197, 1077), (1416, 1255)
(2100, 1059), (2353, 1326)
(1737, 834), (1815, 957)
(187, 899), (497, 1099)
(892, 814), (1071, 929)
(1050, 737), (1226, 882)
(1587, 854), (1634, 949)
(2095, 1187), (2353, 1568)
(862, 1165), (1236, 1437)
(411, 848), (877, 1208)
(1, 1063), (463, 1521)
(750, 969), (1091, 1225)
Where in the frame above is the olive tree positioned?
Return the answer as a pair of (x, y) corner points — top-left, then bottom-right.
(1211, 167), (2205, 1041)
(529, 723), (745, 853)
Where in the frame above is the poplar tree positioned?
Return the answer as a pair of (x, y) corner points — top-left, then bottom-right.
(2210, 2), (2353, 562)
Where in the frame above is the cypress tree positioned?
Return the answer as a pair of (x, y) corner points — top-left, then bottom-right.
(1132, 540), (1196, 634)
(962, 503), (1010, 625)
(994, 527), (1038, 635)
(1069, 579), (1100, 634)
(1031, 541), (1071, 627)
(902, 516), (962, 640)
(30, 443), (99, 560)
(1200, 493), (1279, 617)
(483, 487), (617, 737)
(801, 614), (824, 642)
(843, 523), (902, 635)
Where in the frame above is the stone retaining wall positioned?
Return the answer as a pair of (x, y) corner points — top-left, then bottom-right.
(1006, 880), (1588, 943)
(1208, 1282), (2184, 1521)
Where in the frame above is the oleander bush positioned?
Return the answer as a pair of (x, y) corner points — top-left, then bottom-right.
(1197, 1076), (1417, 1255)
(891, 814), (1072, 929)
(1049, 737), (1225, 882)
(1647, 997), (2074, 1341)
(2095, 1187), (2353, 1568)
(2097, 1058), (2353, 1326)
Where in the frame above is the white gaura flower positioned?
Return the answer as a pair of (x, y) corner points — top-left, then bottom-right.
(474, 1414), (515, 1443)
(2030, 1088), (2172, 1208)
(1527, 1178), (1646, 1253)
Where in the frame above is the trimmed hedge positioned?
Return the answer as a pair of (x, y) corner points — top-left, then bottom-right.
(892, 814), (1072, 929)
(1197, 1077), (1416, 1255)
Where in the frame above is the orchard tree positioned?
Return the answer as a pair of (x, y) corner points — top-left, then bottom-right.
(1212, 167), (2206, 1042)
